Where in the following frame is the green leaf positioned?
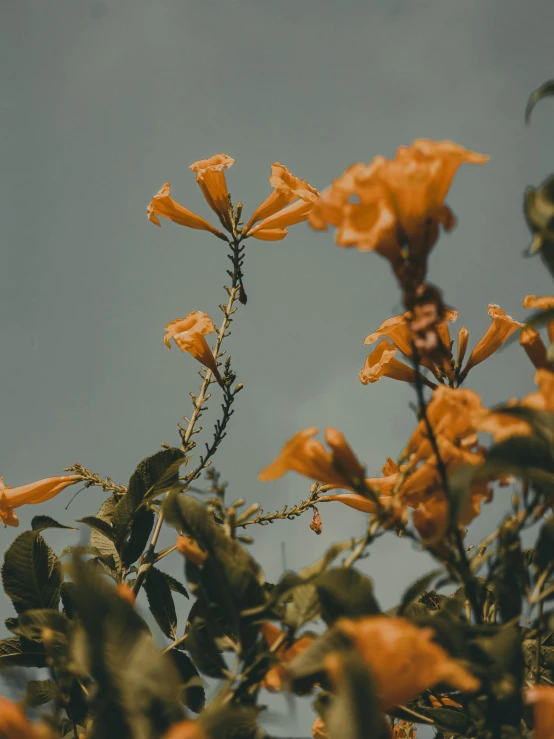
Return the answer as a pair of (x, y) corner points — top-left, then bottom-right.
(0, 636), (46, 668)
(525, 79), (554, 123)
(121, 508), (155, 568)
(14, 609), (70, 643)
(26, 679), (57, 706)
(537, 516), (554, 571)
(77, 516), (116, 541)
(2, 531), (62, 614)
(161, 571), (189, 599)
(144, 566), (177, 639)
(398, 569), (442, 616)
(185, 612), (229, 679)
(113, 448), (186, 549)
(90, 495), (121, 570)
(168, 650), (205, 713)
(413, 706), (470, 735)
(524, 176), (554, 280)
(164, 492), (265, 635)
(316, 568), (380, 625)
(68, 556), (184, 739)
(31, 516), (76, 532)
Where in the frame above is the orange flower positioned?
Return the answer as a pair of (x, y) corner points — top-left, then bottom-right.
(258, 427), (365, 490)
(310, 140), (487, 270)
(115, 582), (136, 605)
(526, 685), (554, 739)
(363, 309), (458, 378)
(392, 720), (417, 739)
(243, 163), (318, 241)
(190, 154), (235, 231)
(333, 616), (479, 710)
(164, 311), (223, 384)
(520, 327), (550, 369)
(429, 694), (462, 709)
(176, 535), (208, 566)
(311, 717), (328, 739)
(523, 295), (554, 344)
(147, 183), (226, 240)
(458, 305), (521, 381)
(260, 623), (313, 692)
(162, 720), (208, 739)
(0, 696), (42, 739)
(476, 368), (554, 442)
(0, 475), (81, 528)
(359, 340), (436, 389)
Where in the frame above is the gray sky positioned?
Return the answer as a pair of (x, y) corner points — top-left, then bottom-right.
(3, 0), (554, 734)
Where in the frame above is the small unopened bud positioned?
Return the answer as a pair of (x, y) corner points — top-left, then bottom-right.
(237, 535), (253, 544)
(176, 535), (208, 566)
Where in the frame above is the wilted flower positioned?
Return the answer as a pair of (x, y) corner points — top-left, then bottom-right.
(310, 139), (488, 280)
(258, 427), (365, 490)
(332, 616), (479, 710)
(309, 506), (323, 535)
(176, 535), (208, 566)
(260, 622), (313, 692)
(190, 153), (235, 231)
(164, 311), (223, 384)
(147, 182), (227, 240)
(243, 163), (318, 241)
(0, 475), (81, 528)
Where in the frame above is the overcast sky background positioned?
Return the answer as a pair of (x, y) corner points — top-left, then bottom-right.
(2, 0), (554, 735)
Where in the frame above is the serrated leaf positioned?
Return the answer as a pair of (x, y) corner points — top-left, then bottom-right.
(144, 567), (177, 639)
(26, 679), (57, 706)
(185, 613), (228, 679)
(168, 650), (205, 713)
(2, 531), (62, 614)
(525, 79), (554, 124)
(121, 508), (155, 568)
(398, 569), (442, 616)
(90, 495), (121, 571)
(113, 448), (186, 549)
(0, 636), (46, 668)
(161, 571), (189, 599)
(77, 516), (116, 541)
(31, 516), (76, 532)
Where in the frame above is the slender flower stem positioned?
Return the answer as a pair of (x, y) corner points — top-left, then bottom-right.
(410, 342), (483, 624)
(133, 236), (245, 597)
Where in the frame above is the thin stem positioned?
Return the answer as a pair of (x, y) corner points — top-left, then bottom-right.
(133, 236), (245, 597)
(410, 341), (483, 624)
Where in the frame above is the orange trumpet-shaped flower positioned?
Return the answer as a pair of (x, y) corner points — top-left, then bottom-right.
(458, 305), (521, 381)
(520, 327), (550, 370)
(243, 163), (318, 241)
(309, 139), (488, 271)
(258, 427), (365, 490)
(311, 717), (328, 739)
(359, 340), (436, 389)
(162, 720), (208, 739)
(0, 697), (43, 739)
(190, 153), (235, 232)
(260, 623), (313, 692)
(0, 475), (81, 528)
(523, 295), (554, 344)
(164, 311), (223, 385)
(526, 685), (554, 739)
(176, 535), (208, 566)
(333, 616), (479, 711)
(147, 183), (227, 240)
